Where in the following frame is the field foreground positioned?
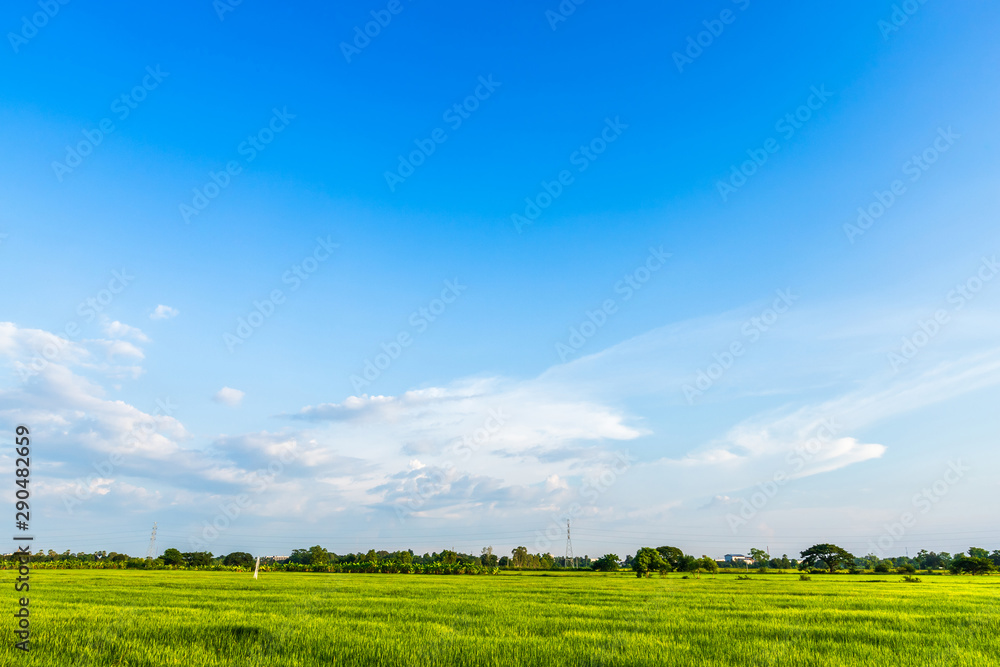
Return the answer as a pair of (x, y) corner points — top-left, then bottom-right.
(1, 570), (998, 666)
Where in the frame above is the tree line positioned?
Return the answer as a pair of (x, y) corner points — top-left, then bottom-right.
(614, 544), (1000, 577)
(0, 545), (584, 573)
(0, 545), (555, 573)
(3, 543), (997, 576)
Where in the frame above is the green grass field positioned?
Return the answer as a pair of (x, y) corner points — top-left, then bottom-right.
(2, 570), (998, 666)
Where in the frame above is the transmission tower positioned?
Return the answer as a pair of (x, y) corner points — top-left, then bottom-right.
(146, 522), (158, 559)
(565, 519), (574, 568)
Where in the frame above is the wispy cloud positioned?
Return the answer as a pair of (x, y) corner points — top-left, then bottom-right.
(150, 304), (179, 320)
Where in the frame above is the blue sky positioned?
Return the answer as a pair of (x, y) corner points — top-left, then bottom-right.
(2, 0), (999, 560)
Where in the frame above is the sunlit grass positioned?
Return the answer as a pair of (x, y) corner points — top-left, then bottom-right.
(1, 570), (997, 666)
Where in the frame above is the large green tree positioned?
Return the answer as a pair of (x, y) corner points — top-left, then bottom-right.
(223, 552), (254, 568)
(182, 551), (214, 567)
(950, 556), (996, 575)
(697, 556), (719, 573)
(676, 554), (699, 572)
(161, 548), (184, 566)
(632, 547), (666, 578)
(592, 554), (620, 572)
(308, 545), (330, 565)
(799, 544), (855, 573)
(655, 546), (684, 570)
(915, 550), (950, 570)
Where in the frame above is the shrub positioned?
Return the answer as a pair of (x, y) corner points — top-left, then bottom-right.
(902, 575), (922, 583)
(799, 574), (812, 581)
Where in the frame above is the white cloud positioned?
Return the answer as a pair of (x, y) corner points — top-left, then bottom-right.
(213, 387), (245, 407)
(0, 321), (147, 381)
(93, 339), (145, 362)
(292, 378), (643, 452)
(150, 305), (178, 320)
(102, 319), (149, 342)
(545, 474), (568, 491)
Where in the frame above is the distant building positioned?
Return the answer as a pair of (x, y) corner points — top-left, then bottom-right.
(723, 554), (753, 564)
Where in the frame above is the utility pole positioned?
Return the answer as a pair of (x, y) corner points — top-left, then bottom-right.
(146, 522), (158, 560)
(565, 519), (574, 568)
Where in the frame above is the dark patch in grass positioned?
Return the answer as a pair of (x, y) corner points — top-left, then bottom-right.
(223, 625), (263, 639)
